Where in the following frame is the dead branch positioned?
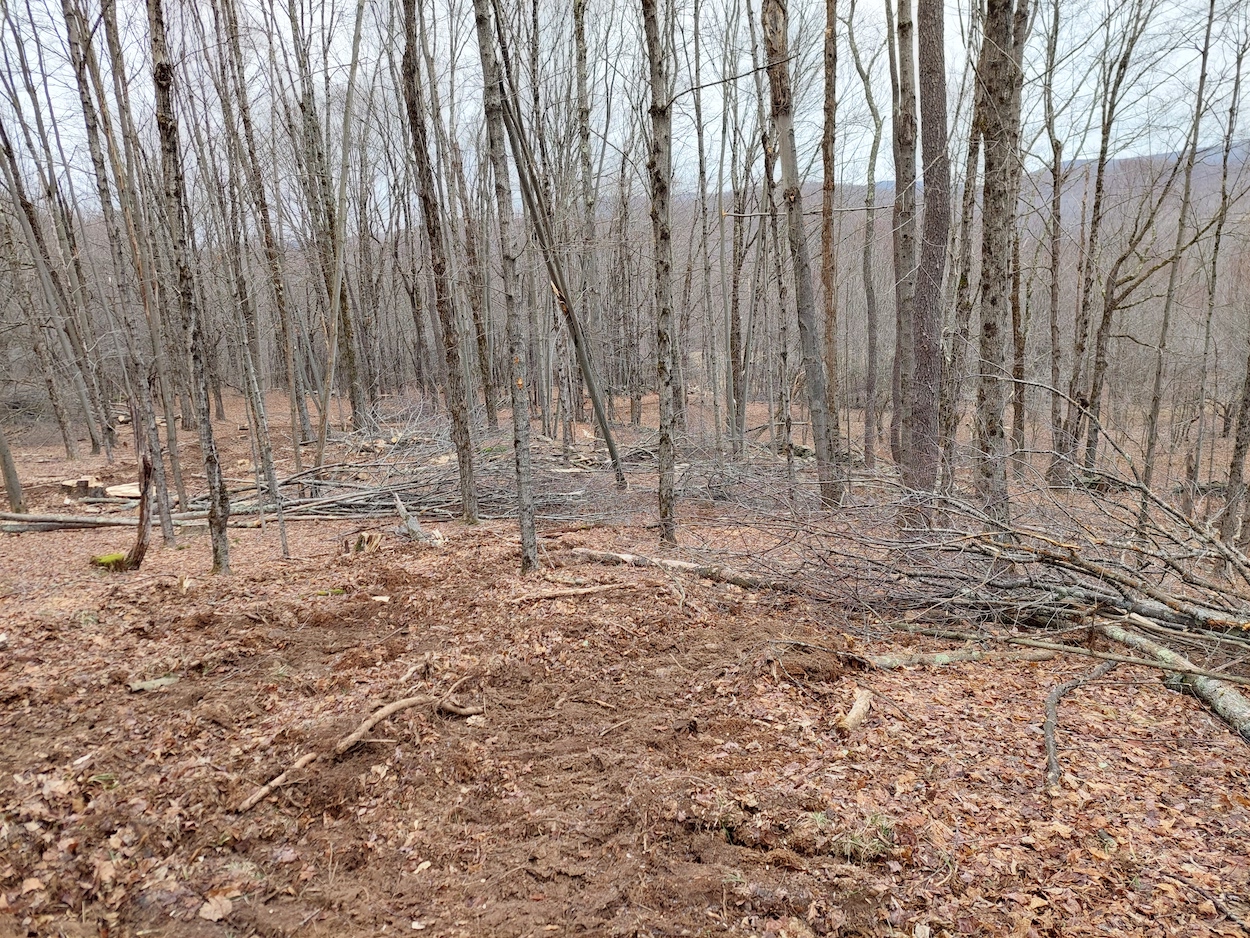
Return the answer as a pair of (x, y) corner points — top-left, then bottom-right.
(870, 648), (1055, 669)
(1099, 623), (1250, 740)
(1044, 660), (1119, 790)
(898, 624), (1250, 686)
(571, 547), (783, 590)
(773, 637), (1052, 671)
(834, 689), (873, 735)
(236, 753), (318, 813)
(236, 678), (481, 813)
(506, 583), (635, 604)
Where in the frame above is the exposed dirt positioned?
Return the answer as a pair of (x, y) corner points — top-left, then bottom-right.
(2, 407), (1249, 937)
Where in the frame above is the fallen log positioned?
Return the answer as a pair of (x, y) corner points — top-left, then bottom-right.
(899, 625), (1250, 686)
(1, 511), (144, 529)
(571, 547), (782, 590)
(1099, 623), (1250, 741)
(772, 638), (1053, 672)
(870, 648), (1055, 669)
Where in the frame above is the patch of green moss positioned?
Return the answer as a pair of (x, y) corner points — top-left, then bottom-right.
(90, 552), (128, 572)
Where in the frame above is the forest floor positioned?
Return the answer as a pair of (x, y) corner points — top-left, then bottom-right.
(1, 400), (1249, 938)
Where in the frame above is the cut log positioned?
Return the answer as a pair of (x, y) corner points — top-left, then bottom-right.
(834, 689), (873, 735)
(60, 477), (105, 498)
(1099, 623), (1250, 741)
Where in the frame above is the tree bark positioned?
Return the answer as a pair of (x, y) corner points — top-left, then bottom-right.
(885, 0), (916, 470)
(401, 0), (478, 523)
(0, 421), (25, 513)
(474, 0), (537, 571)
(642, 0), (677, 543)
(845, 0), (883, 471)
(909, 0), (949, 493)
(763, 0), (841, 506)
(147, 0), (230, 573)
(1137, 0), (1215, 530)
(972, 0), (1030, 527)
(820, 0), (841, 463)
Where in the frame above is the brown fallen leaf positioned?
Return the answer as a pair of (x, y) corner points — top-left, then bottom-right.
(198, 895), (232, 921)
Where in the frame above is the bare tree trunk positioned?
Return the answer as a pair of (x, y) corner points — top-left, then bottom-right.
(909, 0), (949, 492)
(820, 0), (841, 461)
(62, 0), (174, 540)
(690, 0), (721, 454)
(845, 0), (882, 471)
(474, 0), (536, 570)
(1138, 0), (1215, 528)
(763, 0), (840, 506)
(147, 0), (230, 572)
(220, 0), (305, 472)
(1213, 37), (1247, 536)
(0, 421), (24, 513)
(310, 0), (369, 467)
(973, 0), (1031, 526)
(938, 83), (983, 494)
(1009, 231), (1027, 477)
(97, 0), (188, 510)
(417, 16), (496, 433)
(491, 13), (626, 487)
(642, 0), (677, 543)
(1051, 0), (1153, 482)
(885, 0), (916, 470)
(1043, 0), (1064, 466)
(402, 0), (477, 522)
(574, 0), (603, 433)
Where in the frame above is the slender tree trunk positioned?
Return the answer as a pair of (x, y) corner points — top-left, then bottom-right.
(1212, 39), (1246, 535)
(885, 0), (916, 470)
(1010, 231), (1027, 477)
(0, 421), (25, 513)
(401, 0), (477, 522)
(909, 0), (949, 492)
(1138, 0), (1214, 528)
(642, 0), (677, 543)
(1043, 0), (1064, 465)
(97, 0), (188, 509)
(147, 0), (230, 572)
(62, 0), (175, 539)
(220, 0), (305, 472)
(973, 0), (1031, 526)
(938, 84), (983, 494)
(763, 0), (840, 506)
(474, 0), (536, 569)
(820, 0), (841, 461)
(845, 0), (882, 471)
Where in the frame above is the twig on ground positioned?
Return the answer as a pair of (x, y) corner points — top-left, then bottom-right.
(236, 677), (481, 813)
(1044, 660), (1119, 790)
(236, 753), (318, 813)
